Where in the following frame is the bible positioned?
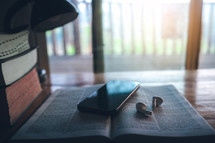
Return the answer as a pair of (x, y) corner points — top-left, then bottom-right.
(10, 84), (215, 143)
(0, 68), (42, 126)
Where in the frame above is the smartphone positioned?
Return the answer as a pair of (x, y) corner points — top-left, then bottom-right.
(77, 80), (140, 115)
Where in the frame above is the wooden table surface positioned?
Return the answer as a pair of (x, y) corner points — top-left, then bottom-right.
(51, 69), (215, 129)
(1, 69), (215, 142)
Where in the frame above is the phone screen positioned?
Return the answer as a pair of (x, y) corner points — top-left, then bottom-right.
(77, 80), (140, 115)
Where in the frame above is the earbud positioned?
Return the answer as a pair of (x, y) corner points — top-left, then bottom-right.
(136, 102), (152, 116)
(152, 96), (163, 108)
(136, 96), (164, 116)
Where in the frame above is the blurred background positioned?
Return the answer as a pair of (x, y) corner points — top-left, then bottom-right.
(46, 0), (215, 74)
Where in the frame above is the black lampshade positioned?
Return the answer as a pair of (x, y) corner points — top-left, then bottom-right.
(31, 0), (79, 32)
(2, 0), (78, 33)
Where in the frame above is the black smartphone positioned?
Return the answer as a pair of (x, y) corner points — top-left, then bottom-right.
(77, 80), (140, 115)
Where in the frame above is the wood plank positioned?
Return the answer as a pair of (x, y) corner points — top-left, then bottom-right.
(141, 4), (146, 54)
(36, 32), (50, 83)
(109, 2), (114, 55)
(207, 4), (214, 54)
(72, 0), (81, 55)
(49, 55), (215, 73)
(130, 3), (135, 54)
(186, 0), (203, 69)
(51, 30), (57, 56)
(92, 0), (104, 73)
(119, 3), (125, 54)
(152, 6), (157, 55)
(62, 26), (67, 55)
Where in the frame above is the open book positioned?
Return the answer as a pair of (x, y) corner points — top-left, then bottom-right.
(10, 85), (215, 143)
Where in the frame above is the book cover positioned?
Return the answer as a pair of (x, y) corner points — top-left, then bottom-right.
(0, 68), (42, 127)
(10, 84), (215, 143)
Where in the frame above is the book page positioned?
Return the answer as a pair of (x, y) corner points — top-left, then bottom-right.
(11, 85), (111, 142)
(111, 85), (215, 139)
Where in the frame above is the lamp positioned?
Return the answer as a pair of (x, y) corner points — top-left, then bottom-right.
(31, 0), (78, 32)
(3, 0), (78, 33)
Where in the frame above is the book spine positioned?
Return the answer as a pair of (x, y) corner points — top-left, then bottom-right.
(0, 48), (38, 87)
(7, 68), (42, 125)
(0, 68), (42, 126)
(0, 31), (30, 61)
(6, 68), (38, 107)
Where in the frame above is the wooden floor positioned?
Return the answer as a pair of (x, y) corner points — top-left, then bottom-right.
(49, 54), (215, 73)
(49, 54), (215, 88)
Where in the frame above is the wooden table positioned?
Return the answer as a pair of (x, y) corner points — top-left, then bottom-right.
(50, 69), (215, 129)
(1, 69), (215, 143)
